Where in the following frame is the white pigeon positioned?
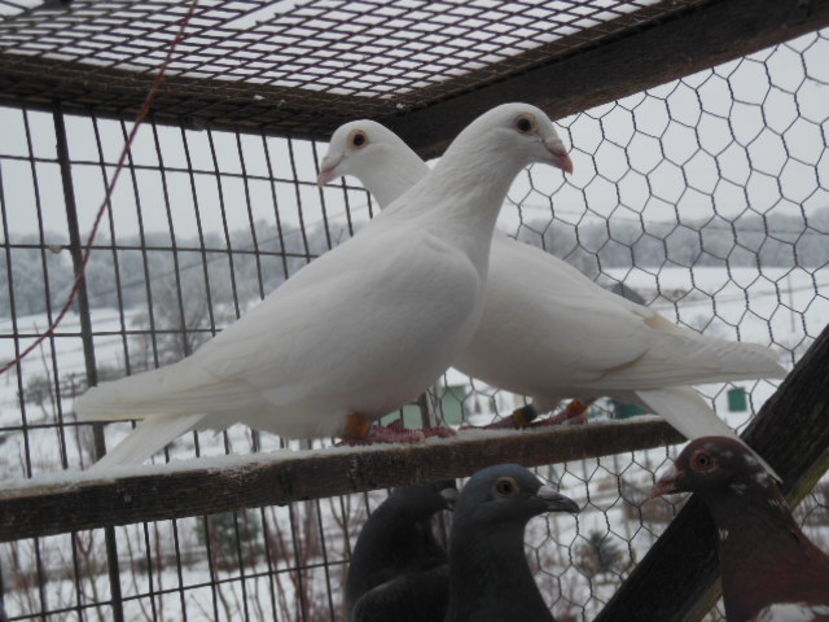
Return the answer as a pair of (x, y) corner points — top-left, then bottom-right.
(75, 102), (574, 470)
(318, 120), (786, 449)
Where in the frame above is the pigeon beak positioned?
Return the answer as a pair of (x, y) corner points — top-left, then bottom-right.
(317, 154), (344, 186)
(544, 137), (574, 174)
(537, 485), (580, 513)
(440, 487), (459, 510)
(649, 465), (684, 499)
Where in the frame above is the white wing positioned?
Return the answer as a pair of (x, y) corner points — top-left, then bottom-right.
(457, 236), (783, 397)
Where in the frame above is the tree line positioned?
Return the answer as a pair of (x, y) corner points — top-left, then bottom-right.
(2, 206), (827, 318)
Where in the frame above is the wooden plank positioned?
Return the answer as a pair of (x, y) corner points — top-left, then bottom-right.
(386, 0), (829, 158)
(594, 324), (829, 622)
(0, 419), (683, 541)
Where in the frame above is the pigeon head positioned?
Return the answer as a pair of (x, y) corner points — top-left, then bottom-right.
(318, 119), (427, 193)
(449, 103), (573, 175)
(651, 436), (778, 500)
(389, 479), (459, 514)
(455, 463), (579, 526)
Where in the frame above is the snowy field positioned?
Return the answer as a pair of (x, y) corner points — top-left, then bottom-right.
(2, 262), (827, 621)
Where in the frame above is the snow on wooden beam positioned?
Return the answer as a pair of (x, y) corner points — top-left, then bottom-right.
(594, 323), (829, 622)
(0, 418), (683, 541)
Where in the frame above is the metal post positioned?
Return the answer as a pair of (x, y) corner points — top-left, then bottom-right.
(52, 105), (125, 622)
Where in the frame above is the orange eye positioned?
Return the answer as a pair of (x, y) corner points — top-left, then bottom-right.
(690, 450), (717, 472)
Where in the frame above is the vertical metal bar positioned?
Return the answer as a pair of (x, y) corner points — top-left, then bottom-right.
(20, 108), (69, 469)
(257, 507), (279, 620)
(313, 497), (337, 619)
(179, 125), (216, 463)
(259, 132), (290, 281)
(89, 114), (131, 378)
(286, 137), (313, 265)
(52, 105), (125, 622)
(0, 118), (48, 619)
(310, 141), (333, 250)
(205, 128), (241, 319)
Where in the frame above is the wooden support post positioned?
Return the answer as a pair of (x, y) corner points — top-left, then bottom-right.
(594, 324), (829, 622)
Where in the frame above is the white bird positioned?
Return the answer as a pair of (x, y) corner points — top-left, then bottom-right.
(75, 103), (574, 470)
(318, 120), (786, 454)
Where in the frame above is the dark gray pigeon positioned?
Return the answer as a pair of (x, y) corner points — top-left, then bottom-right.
(447, 464), (580, 622)
(652, 437), (829, 622)
(346, 480), (457, 622)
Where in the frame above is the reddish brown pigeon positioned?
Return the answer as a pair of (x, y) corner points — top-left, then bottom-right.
(652, 437), (829, 622)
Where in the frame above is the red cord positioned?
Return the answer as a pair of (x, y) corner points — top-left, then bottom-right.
(0, 0), (200, 376)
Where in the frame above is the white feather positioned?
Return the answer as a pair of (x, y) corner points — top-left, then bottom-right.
(87, 413), (205, 473)
(321, 120), (786, 447)
(76, 103), (571, 468)
(631, 388), (779, 479)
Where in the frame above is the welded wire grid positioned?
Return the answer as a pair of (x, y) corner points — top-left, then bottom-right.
(0, 18), (828, 622)
(0, 0), (705, 137)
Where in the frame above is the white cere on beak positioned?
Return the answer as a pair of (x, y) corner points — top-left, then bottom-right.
(536, 485), (560, 501)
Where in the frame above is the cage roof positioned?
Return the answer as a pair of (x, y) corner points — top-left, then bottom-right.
(0, 0), (827, 155)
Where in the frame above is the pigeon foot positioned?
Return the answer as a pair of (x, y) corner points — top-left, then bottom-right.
(339, 414), (425, 445)
(385, 418), (455, 439)
(476, 404), (540, 430)
(530, 398), (592, 428)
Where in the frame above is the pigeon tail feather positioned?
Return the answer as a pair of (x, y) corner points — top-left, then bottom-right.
(87, 412), (205, 472)
(75, 365), (184, 421)
(634, 387), (780, 480)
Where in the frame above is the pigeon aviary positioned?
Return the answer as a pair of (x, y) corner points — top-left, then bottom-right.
(1, 2), (828, 622)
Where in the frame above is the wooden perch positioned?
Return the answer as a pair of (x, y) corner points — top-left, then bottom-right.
(594, 324), (829, 622)
(0, 419), (682, 541)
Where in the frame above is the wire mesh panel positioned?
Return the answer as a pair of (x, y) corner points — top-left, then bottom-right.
(0, 20), (827, 622)
(0, 0), (707, 137)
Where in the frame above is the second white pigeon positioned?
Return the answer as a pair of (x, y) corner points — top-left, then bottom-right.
(75, 103), (574, 470)
(318, 120), (786, 449)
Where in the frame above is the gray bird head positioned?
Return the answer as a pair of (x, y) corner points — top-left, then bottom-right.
(389, 479), (458, 515)
(455, 463), (579, 526)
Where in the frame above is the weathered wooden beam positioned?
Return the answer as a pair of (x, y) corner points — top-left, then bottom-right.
(0, 418), (683, 541)
(594, 324), (829, 622)
(387, 0), (829, 158)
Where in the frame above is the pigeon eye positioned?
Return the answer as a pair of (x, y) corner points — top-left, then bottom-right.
(494, 477), (518, 497)
(350, 130), (367, 148)
(515, 115), (534, 134)
(691, 450), (717, 472)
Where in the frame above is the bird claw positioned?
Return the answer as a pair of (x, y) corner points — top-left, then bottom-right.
(529, 399), (591, 428)
(338, 422), (425, 446)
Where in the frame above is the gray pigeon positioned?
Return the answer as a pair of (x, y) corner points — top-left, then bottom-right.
(346, 481), (457, 622)
(447, 464), (579, 622)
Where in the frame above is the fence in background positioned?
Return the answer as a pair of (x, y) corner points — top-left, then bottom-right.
(0, 24), (828, 622)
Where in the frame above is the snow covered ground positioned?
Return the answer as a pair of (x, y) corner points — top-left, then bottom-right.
(2, 262), (826, 620)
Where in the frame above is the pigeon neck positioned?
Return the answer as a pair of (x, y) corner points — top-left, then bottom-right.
(413, 144), (526, 270)
(703, 487), (829, 619)
(447, 521), (552, 621)
(368, 154), (429, 209)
